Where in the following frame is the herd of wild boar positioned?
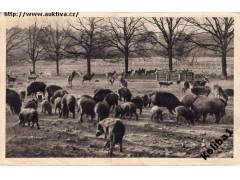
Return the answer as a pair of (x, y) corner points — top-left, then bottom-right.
(6, 71), (233, 156)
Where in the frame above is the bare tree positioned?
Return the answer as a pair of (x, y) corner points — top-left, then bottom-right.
(66, 17), (104, 76)
(41, 24), (69, 75)
(105, 17), (149, 73)
(146, 17), (189, 71)
(6, 27), (24, 62)
(26, 22), (43, 74)
(185, 17), (234, 79)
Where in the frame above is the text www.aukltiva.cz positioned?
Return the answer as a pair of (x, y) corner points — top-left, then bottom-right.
(4, 12), (79, 18)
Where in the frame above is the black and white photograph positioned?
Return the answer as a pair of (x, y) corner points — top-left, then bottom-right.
(4, 14), (234, 161)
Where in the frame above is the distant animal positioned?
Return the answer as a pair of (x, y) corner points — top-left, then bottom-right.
(175, 105), (195, 125)
(28, 74), (39, 81)
(41, 99), (52, 115)
(25, 99), (38, 110)
(78, 95), (96, 122)
(192, 96), (227, 124)
(94, 100), (110, 121)
(191, 86), (211, 96)
(131, 96), (144, 115)
(150, 91), (182, 114)
(224, 88), (234, 97)
(6, 88), (22, 114)
(54, 97), (62, 115)
(108, 77), (115, 85)
(20, 91), (26, 101)
(119, 77), (128, 88)
(150, 106), (163, 122)
(19, 108), (40, 129)
(176, 80), (181, 84)
(29, 69), (35, 75)
(59, 94), (76, 119)
(117, 74), (125, 84)
(27, 81), (46, 97)
(7, 74), (17, 83)
(158, 81), (173, 87)
(68, 70), (79, 88)
(213, 84), (226, 99)
(118, 87), (132, 102)
(145, 69), (157, 76)
(134, 68), (145, 76)
(105, 70), (116, 79)
(46, 85), (62, 101)
(82, 73), (95, 83)
(115, 102), (138, 120)
(50, 89), (68, 103)
(93, 88), (112, 102)
(182, 81), (190, 93)
(125, 69), (133, 76)
(96, 118), (125, 156)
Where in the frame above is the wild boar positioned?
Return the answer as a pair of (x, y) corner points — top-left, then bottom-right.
(96, 118), (125, 156)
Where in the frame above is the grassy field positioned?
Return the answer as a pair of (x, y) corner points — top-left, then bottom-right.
(6, 59), (233, 158)
(7, 56), (234, 77)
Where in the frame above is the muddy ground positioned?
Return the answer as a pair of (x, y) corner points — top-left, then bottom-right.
(6, 62), (233, 158)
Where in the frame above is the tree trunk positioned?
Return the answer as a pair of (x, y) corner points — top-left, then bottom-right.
(124, 49), (129, 74)
(56, 58), (59, 76)
(168, 48), (173, 71)
(32, 59), (36, 74)
(87, 56), (91, 76)
(221, 50), (227, 80)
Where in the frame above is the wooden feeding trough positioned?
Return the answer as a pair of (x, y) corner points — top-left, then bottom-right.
(156, 70), (194, 81)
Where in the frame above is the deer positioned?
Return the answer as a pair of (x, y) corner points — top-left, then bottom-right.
(7, 74), (17, 83)
(68, 70), (80, 88)
(82, 73), (95, 84)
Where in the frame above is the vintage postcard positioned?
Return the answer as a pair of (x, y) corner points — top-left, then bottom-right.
(0, 13), (239, 165)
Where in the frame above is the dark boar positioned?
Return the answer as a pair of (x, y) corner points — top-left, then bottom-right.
(150, 91), (182, 114)
(78, 95), (96, 122)
(192, 96), (227, 124)
(118, 87), (132, 102)
(50, 89), (68, 103)
(115, 102), (138, 120)
(25, 99), (38, 110)
(131, 96), (144, 115)
(59, 94), (76, 119)
(27, 81), (46, 97)
(96, 118), (125, 156)
(191, 86), (211, 96)
(93, 88), (112, 102)
(41, 99), (52, 115)
(94, 100), (110, 121)
(6, 88), (22, 114)
(175, 105), (195, 125)
(104, 92), (119, 110)
(46, 85), (62, 101)
(181, 94), (198, 108)
(142, 94), (151, 107)
(19, 108), (40, 129)
(54, 97), (62, 115)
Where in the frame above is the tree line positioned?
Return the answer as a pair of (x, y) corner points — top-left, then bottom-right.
(6, 17), (234, 79)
